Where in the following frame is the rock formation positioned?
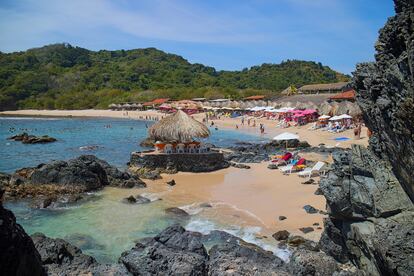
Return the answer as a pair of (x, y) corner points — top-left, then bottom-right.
(8, 132), (57, 144)
(319, 1), (414, 275)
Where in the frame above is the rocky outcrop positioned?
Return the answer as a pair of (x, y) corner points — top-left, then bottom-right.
(0, 197), (45, 276)
(8, 132), (57, 144)
(353, 0), (414, 201)
(2, 155), (145, 203)
(119, 225), (208, 275)
(31, 233), (128, 275)
(317, 2), (414, 275)
(130, 151), (229, 173)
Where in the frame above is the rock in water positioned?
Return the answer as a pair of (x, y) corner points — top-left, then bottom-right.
(31, 233), (128, 275)
(119, 225), (208, 275)
(164, 207), (190, 218)
(0, 199), (45, 276)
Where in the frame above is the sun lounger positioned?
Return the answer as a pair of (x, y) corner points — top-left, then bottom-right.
(272, 152), (292, 165)
(280, 158), (305, 175)
(298, 161), (326, 178)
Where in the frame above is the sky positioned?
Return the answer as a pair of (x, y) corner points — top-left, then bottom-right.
(0, 0), (394, 74)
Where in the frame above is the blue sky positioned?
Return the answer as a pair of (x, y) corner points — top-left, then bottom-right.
(0, 0), (394, 74)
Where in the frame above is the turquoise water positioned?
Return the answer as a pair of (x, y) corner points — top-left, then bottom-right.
(0, 116), (266, 173)
(1, 116), (285, 263)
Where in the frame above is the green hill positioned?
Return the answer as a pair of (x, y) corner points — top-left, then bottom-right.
(0, 43), (349, 110)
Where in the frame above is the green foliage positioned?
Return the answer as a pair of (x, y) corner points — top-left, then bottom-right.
(0, 43), (350, 110)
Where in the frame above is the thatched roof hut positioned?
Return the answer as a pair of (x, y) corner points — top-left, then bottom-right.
(148, 110), (210, 142)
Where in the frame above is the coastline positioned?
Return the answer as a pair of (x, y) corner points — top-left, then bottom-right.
(0, 109), (368, 148)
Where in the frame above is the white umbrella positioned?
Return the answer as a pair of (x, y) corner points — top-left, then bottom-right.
(273, 132), (299, 148)
(338, 114), (353, 119)
(329, 116), (341, 121)
(318, 115), (331, 120)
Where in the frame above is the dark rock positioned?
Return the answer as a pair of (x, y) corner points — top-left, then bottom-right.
(165, 207), (190, 217)
(287, 235), (307, 247)
(119, 225), (208, 275)
(0, 202), (45, 276)
(140, 169), (162, 180)
(287, 249), (339, 276)
(122, 195), (136, 204)
(31, 233), (127, 275)
(199, 202), (212, 208)
(272, 230), (290, 241)
(303, 205), (318, 214)
(8, 132), (57, 144)
(208, 239), (287, 275)
(299, 227), (314, 234)
(313, 222), (320, 226)
(302, 179), (315, 185)
(314, 187), (323, 195)
(267, 163), (278, 170)
(230, 162), (251, 169)
(167, 179), (176, 186)
(134, 195), (151, 204)
(201, 230), (241, 246)
(29, 196), (56, 209)
(279, 215), (287, 220)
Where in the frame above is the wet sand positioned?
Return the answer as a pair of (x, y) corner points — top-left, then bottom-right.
(125, 162), (325, 241)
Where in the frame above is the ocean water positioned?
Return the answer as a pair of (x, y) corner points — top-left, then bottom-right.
(1, 116), (288, 263)
(0, 116), (266, 173)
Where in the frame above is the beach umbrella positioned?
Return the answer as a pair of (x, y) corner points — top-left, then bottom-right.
(148, 110), (210, 142)
(318, 115), (331, 120)
(273, 132), (300, 148)
(338, 114), (353, 119)
(329, 116), (341, 121)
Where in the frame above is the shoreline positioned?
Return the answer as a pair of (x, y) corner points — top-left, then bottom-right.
(0, 109), (369, 148)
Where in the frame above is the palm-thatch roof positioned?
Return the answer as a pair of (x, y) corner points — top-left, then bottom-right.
(299, 82), (350, 93)
(148, 110), (210, 142)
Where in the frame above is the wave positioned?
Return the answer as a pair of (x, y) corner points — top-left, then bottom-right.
(185, 218), (291, 262)
(178, 202), (204, 215)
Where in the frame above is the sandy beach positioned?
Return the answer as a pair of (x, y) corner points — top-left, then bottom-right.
(0, 109), (364, 240)
(0, 109), (368, 148)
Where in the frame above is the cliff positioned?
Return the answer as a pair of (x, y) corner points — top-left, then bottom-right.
(320, 1), (414, 275)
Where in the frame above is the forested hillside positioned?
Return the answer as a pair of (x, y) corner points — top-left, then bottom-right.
(0, 43), (349, 110)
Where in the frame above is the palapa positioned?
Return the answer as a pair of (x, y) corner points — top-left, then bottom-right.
(148, 110), (210, 142)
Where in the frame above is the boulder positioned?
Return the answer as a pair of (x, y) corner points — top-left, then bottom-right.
(119, 225), (208, 275)
(31, 233), (127, 275)
(122, 195), (137, 204)
(208, 239), (287, 275)
(134, 195), (151, 204)
(0, 202), (45, 276)
(272, 230), (290, 241)
(165, 207), (190, 218)
(303, 205), (318, 214)
(287, 249), (339, 276)
(8, 133), (57, 144)
(299, 227), (314, 234)
(278, 215), (287, 220)
(167, 179), (176, 186)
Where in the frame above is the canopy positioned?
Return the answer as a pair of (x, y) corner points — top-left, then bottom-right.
(318, 115), (331, 120)
(148, 110), (210, 142)
(273, 132), (299, 141)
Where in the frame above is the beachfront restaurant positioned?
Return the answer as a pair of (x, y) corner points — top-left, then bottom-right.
(129, 110), (227, 172)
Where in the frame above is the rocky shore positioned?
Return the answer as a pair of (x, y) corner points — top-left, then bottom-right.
(1, 155), (146, 208)
(8, 132), (57, 144)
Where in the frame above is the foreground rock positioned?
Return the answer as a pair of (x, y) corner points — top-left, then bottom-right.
(120, 225), (208, 275)
(0, 194), (45, 276)
(31, 233), (128, 275)
(8, 132), (57, 144)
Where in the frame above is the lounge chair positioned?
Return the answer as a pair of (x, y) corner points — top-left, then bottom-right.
(298, 161), (326, 178)
(274, 152), (292, 166)
(176, 143), (185, 153)
(280, 158), (306, 175)
(164, 144), (173, 154)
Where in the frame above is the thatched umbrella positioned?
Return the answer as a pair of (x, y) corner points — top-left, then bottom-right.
(148, 110), (210, 142)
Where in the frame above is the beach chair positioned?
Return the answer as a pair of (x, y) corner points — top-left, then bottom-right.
(274, 152), (292, 166)
(164, 144), (173, 154)
(280, 158), (306, 175)
(176, 143), (185, 153)
(298, 161), (326, 178)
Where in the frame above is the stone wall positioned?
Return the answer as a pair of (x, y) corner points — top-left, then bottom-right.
(130, 152), (229, 172)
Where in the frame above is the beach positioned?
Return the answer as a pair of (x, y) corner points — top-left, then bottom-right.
(1, 109), (339, 244)
(1, 109), (368, 148)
